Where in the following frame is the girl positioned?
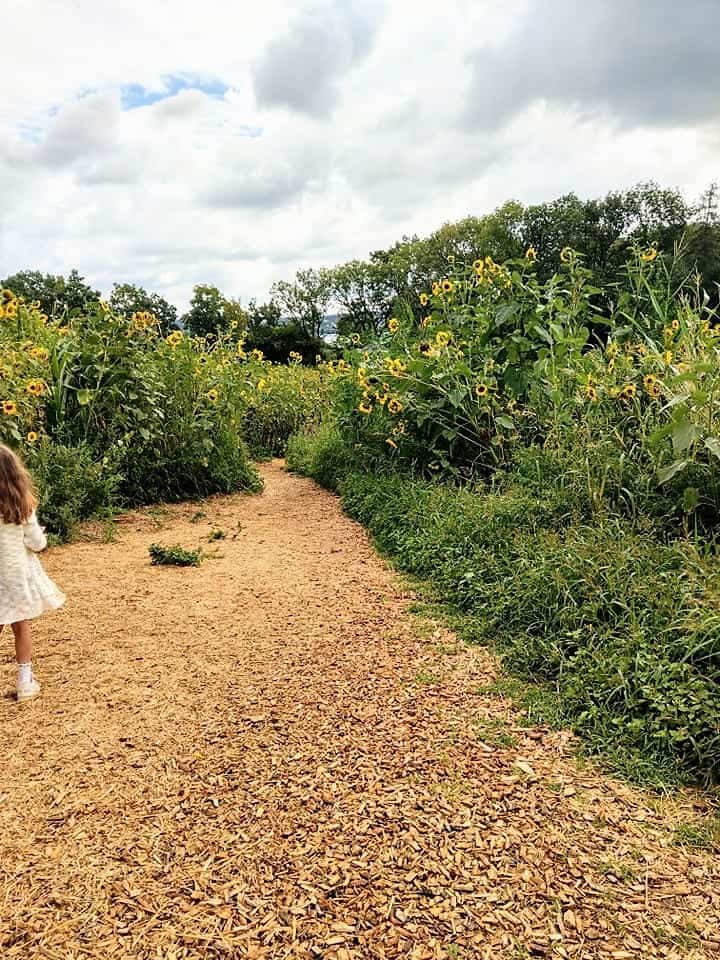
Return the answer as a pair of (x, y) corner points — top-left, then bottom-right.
(0, 444), (65, 701)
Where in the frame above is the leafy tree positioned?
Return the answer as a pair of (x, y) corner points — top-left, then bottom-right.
(182, 284), (247, 338)
(271, 268), (331, 339)
(246, 298), (283, 331)
(0, 269), (100, 318)
(109, 282), (179, 335)
(327, 260), (395, 336)
(682, 183), (720, 306)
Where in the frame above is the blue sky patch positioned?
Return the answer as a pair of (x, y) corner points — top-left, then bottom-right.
(121, 74), (230, 110)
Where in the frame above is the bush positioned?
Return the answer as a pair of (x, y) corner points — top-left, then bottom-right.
(287, 422), (356, 491)
(28, 440), (122, 541)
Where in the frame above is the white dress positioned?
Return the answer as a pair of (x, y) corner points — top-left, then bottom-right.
(0, 512), (66, 625)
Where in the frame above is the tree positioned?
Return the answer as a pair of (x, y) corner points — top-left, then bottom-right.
(271, 268), (331, 340)
(246, 298), (283, 332)
(109, 282), (179, 335)
(181, 284), (247, 338)
(327, 260), (395, 336)
(0, 269), (100, 318)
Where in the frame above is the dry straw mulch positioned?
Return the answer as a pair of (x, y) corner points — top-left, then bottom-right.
(1, 462), (718, 959)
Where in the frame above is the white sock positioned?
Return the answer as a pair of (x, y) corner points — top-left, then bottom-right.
(17, 662), (32, 686)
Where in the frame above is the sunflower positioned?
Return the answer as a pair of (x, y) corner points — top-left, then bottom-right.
(207, 389), (219, 403)
(473, 259), (484, 272)
(26, 379), (45, 396)
(474, 383), (489, 398)
(58, 326), (70, 336)
(525, 246), (537, 262)
(421, 315), (431, 328)
(198, 355), (208, 365)
(605, 342), (619, 360)
(26, 431), (38, 443)
(441, 279), (453, 294)
(664, 351), (673, 365)
(388, 317), (400, 333)
(167, 331), (183, 346)
(418, 341), (433, 356)
(2, 401), (18, 415)
(647, 381), (662, 398)
(388, 398), (403, 415)
(393, 421), (406, 436)
(435, 330), (451, 348)
(419, 293), (429, 307)
(642, 374), (657, 392)
(350, 333), (361, 345)
(560, 246), (574, 264)
(358, 401), (373, 415)
(257, 378), (267, 391)
(1, 289), (14, 303)
(432, 282), (441, 297)
(584, 385), (599, 402)
(620, 384), (637, 400)
(251, 349), (264, 361)
(376, 393), (388, 406)
(641, 248), (658, 263)
(30, 347), (49, 362)
(671, 318), (680, 332)
(5, 303), (17, 318)
(385, 438), (398, 449)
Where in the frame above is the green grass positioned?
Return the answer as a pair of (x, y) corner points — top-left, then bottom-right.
(673, 815), (720, 852)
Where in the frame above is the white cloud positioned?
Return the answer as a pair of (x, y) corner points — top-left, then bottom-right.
(1, 0), (718, 311)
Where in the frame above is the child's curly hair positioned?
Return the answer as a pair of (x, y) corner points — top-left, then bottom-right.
(0, 444), (37, 525)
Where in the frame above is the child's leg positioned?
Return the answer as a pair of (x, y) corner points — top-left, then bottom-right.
(12, 621), (32, 666)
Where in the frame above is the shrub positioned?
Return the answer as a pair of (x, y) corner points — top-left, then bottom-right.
(149, 543), (202, 567)
(28, 440), (121, 541)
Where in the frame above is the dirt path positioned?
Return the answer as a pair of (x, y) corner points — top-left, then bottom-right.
(0, 462), (718, 960)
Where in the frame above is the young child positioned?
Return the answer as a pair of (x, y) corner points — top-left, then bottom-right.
(0, 444), (65, 701)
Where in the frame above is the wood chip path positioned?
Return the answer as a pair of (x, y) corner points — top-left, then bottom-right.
(1, 462), (718, 959)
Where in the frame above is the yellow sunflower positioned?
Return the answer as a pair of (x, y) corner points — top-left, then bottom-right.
(251, 349), (264, 361)
(207, 389), (219, 403)
(432, 282), (441, 297)
(388, 317), (400, 333)
(584, 385), (599, 402)
(388, 398), (403, 415)
(435, 330), (451, 348)
(26, 431), (38, 443)
(358, 401), (373, 415)
(26, 379), (45, 396)
(620, 384), (637, 400)
(419, 293), (429, 307)
(2, 400), (18, 415)
(30, 347), (49, 362)
(560, 246), (574, 264)
(641, 248), (658, 263)
(474, 383), (489, 398)
(441, 279), (453, 294)
(525, 246), (537, 262)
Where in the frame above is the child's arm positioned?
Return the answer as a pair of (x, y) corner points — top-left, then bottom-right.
(23, 512), (48, 552)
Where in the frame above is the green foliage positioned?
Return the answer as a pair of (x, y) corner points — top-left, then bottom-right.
(149, 543), (202, 567)
(182, 284), (247, 338)
(0, 269), (100, 319)
(270, 268), (331, 340)
(109, 282), (178, 335)
(286, 422), (356, 491)
(27, 440), (122, 542)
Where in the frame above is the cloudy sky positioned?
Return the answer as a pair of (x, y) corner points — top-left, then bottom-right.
(1, 0), (718, 310)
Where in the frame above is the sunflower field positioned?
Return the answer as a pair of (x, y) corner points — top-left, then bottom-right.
(0, 289), (329, 538)
(288, 246), (720, 784)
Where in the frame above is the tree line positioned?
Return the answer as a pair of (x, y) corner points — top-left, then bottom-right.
(3, 180), (718, 361)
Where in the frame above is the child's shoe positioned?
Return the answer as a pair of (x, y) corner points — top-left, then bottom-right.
(17, 675), (41, 702)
